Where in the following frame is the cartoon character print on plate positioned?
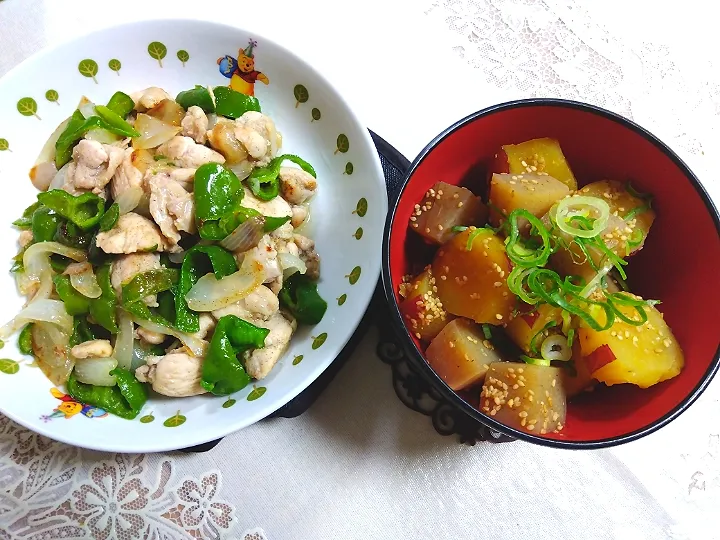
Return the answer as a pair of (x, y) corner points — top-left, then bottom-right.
(40, 387), (108, 422)
(217, 39), (269, 96)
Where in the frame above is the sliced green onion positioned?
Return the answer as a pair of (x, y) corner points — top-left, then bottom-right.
(481, 324), (492, 340)
(554, 196), (610, 238)
(451, 225), (468, 233)
(529, 320), (558, 356)
(540, 334), (572, 362)
(520, 355), (551, 367)
(561, 309), (572, 335)
(465, 228), (485, 251)
(579, 260), (614, 298)
(505, 209), (552, 267)
(566, 328), (575, 348)
(507, 267), (541, 305)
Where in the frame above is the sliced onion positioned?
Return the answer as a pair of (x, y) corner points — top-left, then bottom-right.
(115, 185), (144, 214)
(49, 162), (70, 191)
(65, 262), (102, 299)
(85, 128), (122, 144)
(229, 160), (254, 180)
(219, 215), (265, 252)
(185, 258), (264, 312)
(168, 251), (186, 264)
(279, 252), (307, 279)
(0, 299), (72, 339)
(554, 196), (610, 238)
(540, 335), (572, 362)
(74, 357), (118, 386)
(35, 117), (71, 165)
(132, 317), (208, 358)
(268, 117), (279, 157)
(206, 113), (218, 130)
(32, 322), (73, 385)
(114, 310), (134, 370)
(23, 242), (86, 282)
(78, 97), (96, 119)
(132, 113), (181, 150)
(29, 161), (58, 191)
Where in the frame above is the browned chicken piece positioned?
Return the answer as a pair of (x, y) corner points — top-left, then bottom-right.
(65, 139), (125, 195)
(148, 175), (195, 246)
(279, 167), (317, 204)
(95, 212), (168, 254)
(181, 106), (209, 144)
(156, 136), (225, 168)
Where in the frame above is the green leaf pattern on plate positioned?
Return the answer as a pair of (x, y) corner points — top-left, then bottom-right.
(294, 84), (308, 107)
(0, 359), (19, 375)
(78, 59), (99, 83)
(353, 198), (368, 217)
(335, 134), (349, 154)
(0, 139), (9, 152)
(312, 333), (327, 350)
(311, 108), (321, 121)
(247, 386), (267, 401)
(139, 414), (155, 423)
(17, 97), (40, 119)
(45, 89), (59, 104)
(163, 411), (186, 427)
(353, 227), (363, 240)
(108, 59), (122, 74)
(346, 266), (361, 285)
(222, 398), (236, 408)
(344, 162), (354, 175)
(337, 294), (347, 306)
(148, 42), (168, 67)
(292, 355), (303, 366)
(177, 50), (190, 66)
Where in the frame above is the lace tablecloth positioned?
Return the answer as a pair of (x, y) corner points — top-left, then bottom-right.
(1, 0), (718, 538)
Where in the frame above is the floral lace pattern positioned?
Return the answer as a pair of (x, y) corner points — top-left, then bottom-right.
(0, 416), (259, 539)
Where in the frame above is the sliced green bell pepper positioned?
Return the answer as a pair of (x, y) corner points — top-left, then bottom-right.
(176, 85), (215, 113)
(54, 220), (93, 249)
(279, 274), (327, 325)
(31, 206), (62, 242)
(175, 245), (237, 333)
(213, 86), (261, 119)
(18, 324), (33, 355)
(121, 268), (179, 304)
(94, 105), (140, 138)
(53, 274), (91, 315)
(98, 203), (120, 232)
(201, 315), (270, 395)
(106, 91), (135, 118)
(13, 201), (42, 229)
(70, 317), (96, 347)
(37, 190), (105, 231)
(66, 369), (147, 420)
(88, 263), (118, 333)
(247, 154), (316, 201)
(54, 110), (87, 168)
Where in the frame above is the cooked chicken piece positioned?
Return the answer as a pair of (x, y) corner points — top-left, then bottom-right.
(245, 312), (296, 380)
(167, 168), (196, 192)
(111, 252), (162, 306)
(18, 230), (33, 249)
(271, 222), (295, 241)
(181, 106), (208, 144)
(64, 139), (124, 195)
(211, 284), (279, 322)
(241, 186), (292, 218)
(110, 148), (143, 201)
(192, 313), (216, 340)
(95, 212), (168, 254)
(294, 233), (320, 280)
(207, 112), (280, 167)
(279, 167), (317, 204)
(135, 352), (206, 397)
(156, 136), (225, 169)
(237, 235), (282, 285)
(148, 174), (195, 246)
(136, 327), (166, 345)
(71, 339), (113, 359)
(291, 205), (308, 228)
(234, 111), (280, 167)
(131, 87), (172, 112)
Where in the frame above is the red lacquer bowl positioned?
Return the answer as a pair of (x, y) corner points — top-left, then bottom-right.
(382, 99), (720, 448)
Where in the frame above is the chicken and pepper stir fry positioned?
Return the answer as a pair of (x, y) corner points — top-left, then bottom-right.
(4, 85), (327, 419)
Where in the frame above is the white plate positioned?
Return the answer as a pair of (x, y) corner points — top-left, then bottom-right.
(0, 19), (386, 452)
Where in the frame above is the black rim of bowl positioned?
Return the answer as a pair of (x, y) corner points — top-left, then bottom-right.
(381, 97), (720, 449)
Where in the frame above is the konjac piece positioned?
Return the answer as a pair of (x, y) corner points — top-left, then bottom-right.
(578, 297), (684, 388)
(399, 268), (453, 341)
(579, 180), (655, 255)
(425, 318), (503, 390)
(480, 362), (566, 434)
(504, 304), (564, 354)
(489, 172), (570, 229)
(410, 181), (488, 245)
(492, 137), (577, 190)
(432, 228), (514, 324)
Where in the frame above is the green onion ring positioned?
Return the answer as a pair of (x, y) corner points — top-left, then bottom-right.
(555, 196), (610, 238)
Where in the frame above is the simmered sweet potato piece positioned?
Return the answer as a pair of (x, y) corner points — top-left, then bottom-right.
(489, 173), (570, 229)
(432, 228), (514, 324)
(399, 268), (453, 341)
(480, 362), (566, 434)
(579, 180), (655, 255)
(504, 304), (564, 354)
(426, 319), (503, 390)
(410, 182), (488, 245)
(578, 296), (684, 388)
(492, 138), (577, 190)
(147, 99), (186, 127)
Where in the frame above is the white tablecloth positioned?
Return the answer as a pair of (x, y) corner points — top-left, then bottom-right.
(1, 1), (718, 539)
